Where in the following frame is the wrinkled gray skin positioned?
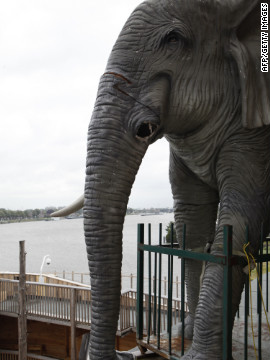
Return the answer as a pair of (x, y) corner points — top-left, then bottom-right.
(84, 0), (270, 359)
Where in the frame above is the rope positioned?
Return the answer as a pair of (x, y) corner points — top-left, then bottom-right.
(243, 242), (258, 360)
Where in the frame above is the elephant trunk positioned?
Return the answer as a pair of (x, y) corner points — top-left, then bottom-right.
(84, 75), (149, 359)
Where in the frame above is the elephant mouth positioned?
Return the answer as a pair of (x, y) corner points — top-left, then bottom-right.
(136, 121), (161, 143)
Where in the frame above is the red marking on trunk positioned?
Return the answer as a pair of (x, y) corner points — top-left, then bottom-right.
(104, 72), (132, 84)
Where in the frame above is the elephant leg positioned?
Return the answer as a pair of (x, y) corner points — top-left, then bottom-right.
(181, 263), (246, 360)
(183, 222), (247, 359)
(182, 134), (270, 359)
(169, 151), (219, 339)
(175, 206), (217, 340)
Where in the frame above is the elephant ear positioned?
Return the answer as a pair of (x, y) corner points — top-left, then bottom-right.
(230, 2), (270, 128)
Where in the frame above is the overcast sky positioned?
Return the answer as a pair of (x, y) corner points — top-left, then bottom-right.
(0, 0), (173, 211)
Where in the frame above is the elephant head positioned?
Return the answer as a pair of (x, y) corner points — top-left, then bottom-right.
(54, 0), (270, 359)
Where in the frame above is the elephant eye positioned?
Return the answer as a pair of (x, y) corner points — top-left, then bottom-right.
(166, 31), (180, 43)
(163, 29), (190, 48)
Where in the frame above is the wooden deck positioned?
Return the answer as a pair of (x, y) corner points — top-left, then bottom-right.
(1, 272), (268, 359)
(0, 276), (134, 334)
(0, 273), (185, 335)
(0, 273), (185, 360)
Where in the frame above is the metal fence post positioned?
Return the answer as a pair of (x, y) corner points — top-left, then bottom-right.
(258, 223), (264, 360)
(223, 225), (233, 360)
(181, 224), (186, 356)
(153, 261), (157, 336)
(137, 224), (144, 341)
(244, 226), (249, 360)
(147, 224), (152, 343)
(157, 223), (162, 349)
(168, 222), (174, 354)
(267, 237), (269, 312)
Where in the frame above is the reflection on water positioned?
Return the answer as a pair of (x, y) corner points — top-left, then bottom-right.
(0, 213), (180, 290)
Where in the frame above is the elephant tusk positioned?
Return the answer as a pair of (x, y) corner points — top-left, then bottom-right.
(50, 194), (84, 217)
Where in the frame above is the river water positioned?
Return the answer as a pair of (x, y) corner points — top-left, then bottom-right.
(0, 213), (179, 290)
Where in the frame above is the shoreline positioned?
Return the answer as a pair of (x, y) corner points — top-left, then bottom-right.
(0, 218), (54, 225)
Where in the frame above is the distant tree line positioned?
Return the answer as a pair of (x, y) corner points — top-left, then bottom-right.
(0, 207), (62, 223)
(0, 206), (172, 223)
(126, 207), (173, 215)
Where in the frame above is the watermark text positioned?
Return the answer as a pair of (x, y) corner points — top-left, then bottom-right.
(261, 3), (268, 72)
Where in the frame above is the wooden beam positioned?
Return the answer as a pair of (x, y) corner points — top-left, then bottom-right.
(18, 240), (27, 360)
(66, 327), (70, 358)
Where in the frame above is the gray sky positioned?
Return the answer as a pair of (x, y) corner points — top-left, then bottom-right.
(0, 0), (172, 210)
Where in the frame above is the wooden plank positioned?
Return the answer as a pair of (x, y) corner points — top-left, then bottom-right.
(115, 332), (137, 351)
(18, 240), (27, 360)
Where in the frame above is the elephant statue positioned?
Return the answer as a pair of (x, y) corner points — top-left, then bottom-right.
(53, 0), (270, 359)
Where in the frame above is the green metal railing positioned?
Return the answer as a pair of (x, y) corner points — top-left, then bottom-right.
(136, 223), (270, 360)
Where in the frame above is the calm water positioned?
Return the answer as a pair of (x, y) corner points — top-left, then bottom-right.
(0, 214), (177, 287)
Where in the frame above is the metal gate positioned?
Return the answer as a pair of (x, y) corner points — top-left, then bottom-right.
(136, 223), (270, 360)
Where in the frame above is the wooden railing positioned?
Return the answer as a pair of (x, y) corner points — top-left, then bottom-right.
(0, 279), (18, 313)
(0, 271), (184, 299)
(0, 272), (90, 288)
(0, 278), (186, 335)
(0, 350), (55, 360)
(0, 279), (92, 326)
(52, 271), (183, 297)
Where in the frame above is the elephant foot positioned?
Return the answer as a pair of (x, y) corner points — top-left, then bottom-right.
(181, 347), (236, 360)
(178, 314), (194, 340)
(116, 350), (135, 359)
(181, 347), (220, 360)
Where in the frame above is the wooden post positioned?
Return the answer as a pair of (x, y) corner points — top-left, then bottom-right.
(130, 273), (133, 289)
(164, 276), (167, 296)
(70, 288), (76, 360)
(18, 240), (27, 360)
